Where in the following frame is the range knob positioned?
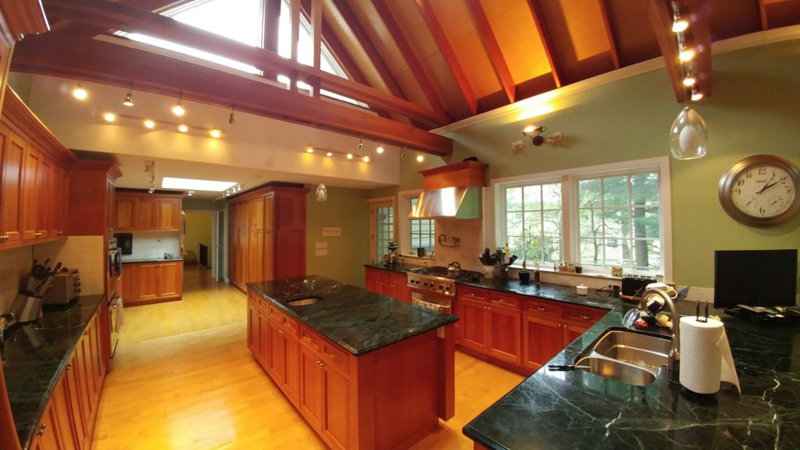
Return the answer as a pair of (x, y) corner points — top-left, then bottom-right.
(438, 284), (444, 290)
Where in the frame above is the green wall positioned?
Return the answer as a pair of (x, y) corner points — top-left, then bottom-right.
(374, 39), (800, 290)
(305, 186), (370, 287)
(184, 211), (213, 264)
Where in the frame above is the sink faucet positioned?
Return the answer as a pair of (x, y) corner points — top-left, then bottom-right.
(639, 288), (680, 361)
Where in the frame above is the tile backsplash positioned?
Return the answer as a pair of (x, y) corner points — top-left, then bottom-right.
(122, 231), (180, 261)
(0, 246), (34, 314)
(433, 218), (484, 271)
(34, 236), (105, 296)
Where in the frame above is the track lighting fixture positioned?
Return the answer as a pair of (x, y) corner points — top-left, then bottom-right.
(210, 128), (222, 138)
(306, 146), (314, 153)
(187, 190), (195, 197)
(144, 119), (155, 129)
(376, 144), (385, 154)
(229, 105), (236, 125)
(172, 94), (185, 116)
(123, 85), (134, 107)
(358, 138), (363, 150)
(363, 156), (370, 163)
(103, 113), (116, 122)
(72, 80), (88, 100)
(522, 125), (547, 146)
(690, 87), (703, 102)
(416, 154), (424, 163)
(683, 74), (697, 87)
(346, 153), (354, 160)
(326, 152), (333, 157)
(679, 48), (695, 62)
(178, 124), (189, 133)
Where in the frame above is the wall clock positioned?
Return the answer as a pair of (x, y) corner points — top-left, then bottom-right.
(718, 154), (799, 227)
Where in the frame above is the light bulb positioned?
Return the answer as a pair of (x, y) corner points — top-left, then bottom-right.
(172, 103), (185, 117)
(123, 93), (134, 107)
(363, 156), (370, 163)
(679, 48), (695, 62)
(416, 154), (424, 162)
(672, 18), (688, 33)
(691, 89), (704, 102)
(178, 124), (189, 133)
(326, 152), (333, 157)
(376, 145), (384, 154)
(523, 125), (535, 133)
(346, 153), (353, 160)
(682, 75), (697, 87)
(143, 119), (155, 129)
(306, 146), (314, 153)
(72, 86), (88, 100)
(210, 128), (222, 138)
(669, 107), (707, 160)
(103, 113), (116, 122)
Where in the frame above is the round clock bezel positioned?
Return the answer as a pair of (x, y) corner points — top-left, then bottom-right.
(718, 154), (800, 227)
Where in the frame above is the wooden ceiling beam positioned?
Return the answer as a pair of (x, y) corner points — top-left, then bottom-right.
(41, 0), (449, 127)
(371, 0), (450, 118)
(640, 0), (687, 102)
(464, 0), (515, 104)
(414, 0), (477, 114)
(597, 0), (621, 69)
(686, 0), (712, 97)
(525, 0), (564, 88)
(757, 0), (768, 30)
(11, 35), (453, 155)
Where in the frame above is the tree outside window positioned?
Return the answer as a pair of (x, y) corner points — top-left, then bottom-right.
(410, 197), (435, 254)
(505, 183), (562, 267)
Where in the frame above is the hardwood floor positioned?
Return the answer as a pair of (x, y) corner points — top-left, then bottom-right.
(92, 266), (524, 449)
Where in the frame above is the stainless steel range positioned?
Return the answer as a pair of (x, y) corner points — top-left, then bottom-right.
(407, 266), (481, 314)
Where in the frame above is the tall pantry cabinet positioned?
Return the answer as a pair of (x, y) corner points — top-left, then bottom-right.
(228, 184), (307, 291)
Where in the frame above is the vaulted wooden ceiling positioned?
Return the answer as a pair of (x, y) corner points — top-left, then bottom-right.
(9, 0), (800, 155)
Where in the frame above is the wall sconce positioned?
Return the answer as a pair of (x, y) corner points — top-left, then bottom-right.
(522, 125), (546, 146)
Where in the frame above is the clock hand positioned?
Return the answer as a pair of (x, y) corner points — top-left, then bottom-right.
(756, 172), (777, 194)
(760, 176), (788, 193)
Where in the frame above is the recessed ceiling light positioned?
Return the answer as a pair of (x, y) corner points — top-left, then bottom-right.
(523, 125), (535, 133)
(161, 177), (237, 192)
(103, 113), (116, 122)
(144, 119), (156, 129)
(210, 128), (222, 138)
(178, 124), (189, 133)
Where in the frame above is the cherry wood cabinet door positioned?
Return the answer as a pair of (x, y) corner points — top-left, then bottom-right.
(364, 269), (379, 293)
(248, 230), (264, 284)
(247, 301), (260, 356)
(121, 267), (134, 304)
(275, 228), (304, 279)
(269, 323), (287, 385)
(157, 262), (182, 299)
(487, 306), (522, 365)
(80, 333), (97, 419)
(563, 323), (589, 349)
(263, 194), (275, 281)
(259, 311), (269, 367)
(51, 375), (78, 450)
(157, 199), (181, 230)
(322, 364), (350, 450)
(134, 263), (159, 302)
(64, 355), (88, 448)
(114, 197), (137, 231)
(36, 156), (52, 238)
(0, 123), (24, 244)
(20, 146), (41, 240)
(284, 333), (301, 405)
(299, 345), (323, 430)
(74, 340), (93, 429)
(136, 198), (158, 230)
(522, 313), (564, 371)
(60, 170), (69, 235)
(28, 399), (65, 450)
(275, 192), (305, 229)
(460, 298), (489, 354)
(50, 167), (64, 237)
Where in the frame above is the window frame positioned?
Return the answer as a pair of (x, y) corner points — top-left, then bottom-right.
(398, 189), (436, 258)
(409, 196), (436, 255)
(490, 157), (672, 280)
(500, 180), (565, 267)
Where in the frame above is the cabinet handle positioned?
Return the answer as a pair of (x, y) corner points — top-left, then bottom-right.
(84, 330), (88, 336)
(34, 232), (42, 237)
(325, 352), (338, 361)
(277, 329), (285, 336)
(316, 360), (324, 367)
(578, 315), (592, 320)
(537, 307), (547, 312)
(66, 363), (72, 371)
(0, 235), (8, 241)
(37, 424), (46, 436)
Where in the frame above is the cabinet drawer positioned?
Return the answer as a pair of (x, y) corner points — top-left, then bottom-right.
(300, 326), (323, 353)
(524, 298), (563, 319)
(320, 341), (349, 375)
(487, 293), (521, 310)
(458, 285), (487, 301)
(563, 305), (606, 325)
(283, 315), (300, 337)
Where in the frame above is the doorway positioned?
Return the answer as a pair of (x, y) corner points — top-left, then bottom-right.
(183, 211), (215, 284)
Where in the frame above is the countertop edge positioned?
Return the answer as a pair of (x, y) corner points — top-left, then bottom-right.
(121, 258), (184, 264)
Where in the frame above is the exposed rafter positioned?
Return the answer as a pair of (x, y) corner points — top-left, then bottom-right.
(11, 35), (453, 155)
(414, 0), (477, 114)
(42, 0), (449, 127)
(524, 0), (564, 88)
(640, 0), (688, 102)
(371, 0), (450, 118)
(464, 0), (515, 104)
(597, 0), (621, 69)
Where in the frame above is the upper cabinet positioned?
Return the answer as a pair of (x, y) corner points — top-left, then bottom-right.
(114, 192), (183, 231)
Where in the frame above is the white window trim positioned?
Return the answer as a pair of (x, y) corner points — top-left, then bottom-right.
(398, 189), (436, 258)
(487, 156), (673, 281)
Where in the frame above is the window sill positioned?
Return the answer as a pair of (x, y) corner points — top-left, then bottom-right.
(400, 254), (436, 261)
(513, 265), (622, 282)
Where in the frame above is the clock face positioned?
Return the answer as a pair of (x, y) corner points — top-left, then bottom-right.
(729, 164), (796, 218)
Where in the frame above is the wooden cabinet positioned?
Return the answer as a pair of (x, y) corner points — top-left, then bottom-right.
(228, 185), (307, 291)
(299, 345), (324, 430)
(124, 261), (183, 305)
(456, 285), (606, 373)
(0, 122), (25, 246)
(321, 362), (350, 450)
(28, 398), (64, 450)
(115, 193), (183, 231)
(364, 268), (411, 303)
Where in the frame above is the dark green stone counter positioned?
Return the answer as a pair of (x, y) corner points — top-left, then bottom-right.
(464, 301), (800, 449)
(247, 275), (457, 355)
(1, 295), (105, 449)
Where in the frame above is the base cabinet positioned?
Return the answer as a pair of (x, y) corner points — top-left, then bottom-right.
(364, 268), (411, 303)
(122, 261), (183, 305)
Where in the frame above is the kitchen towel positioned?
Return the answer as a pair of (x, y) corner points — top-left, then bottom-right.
(679, 316), (740, 394)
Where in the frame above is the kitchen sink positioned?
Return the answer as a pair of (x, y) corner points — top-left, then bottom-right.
(286, 296), (322, 306)
(572, 328), (671, 386)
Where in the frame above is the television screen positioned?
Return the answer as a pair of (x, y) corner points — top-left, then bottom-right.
(714, 249), (798, 308)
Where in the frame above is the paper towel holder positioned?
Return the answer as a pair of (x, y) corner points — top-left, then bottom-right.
(696, 302), (709, 323)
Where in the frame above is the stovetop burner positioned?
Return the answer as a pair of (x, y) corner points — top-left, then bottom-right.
(407, 266), (482, 296)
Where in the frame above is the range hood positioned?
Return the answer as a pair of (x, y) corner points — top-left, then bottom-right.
(410, 161), (487, 219)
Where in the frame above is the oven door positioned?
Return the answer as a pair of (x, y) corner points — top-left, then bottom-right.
(411, 291), (452, 314)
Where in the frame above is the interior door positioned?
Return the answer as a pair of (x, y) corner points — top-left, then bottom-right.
(369, 200), (394, 264)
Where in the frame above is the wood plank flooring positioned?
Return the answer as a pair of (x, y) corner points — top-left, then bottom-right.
(92, 266), (524, 449)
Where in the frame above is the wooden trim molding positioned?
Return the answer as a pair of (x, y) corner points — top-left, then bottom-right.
(0, 0), (48, 41)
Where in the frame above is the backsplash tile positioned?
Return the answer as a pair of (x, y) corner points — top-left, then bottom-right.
(0, 246), (34, 314)
(122, 231), (180, 261)
(433, 218), (483, 271)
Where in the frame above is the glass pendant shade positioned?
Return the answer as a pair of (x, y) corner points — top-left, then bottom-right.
(316, 183), (327, 202)
(669, 107), (708, 160)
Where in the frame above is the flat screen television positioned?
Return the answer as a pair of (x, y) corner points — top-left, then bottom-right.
(714, 249), (798, 308)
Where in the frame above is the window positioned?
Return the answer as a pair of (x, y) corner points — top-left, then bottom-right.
(504, 183), (562, 266)
(166, 0), (265, 47)
(370, 201), (394, 264)
(494, 158), (671, 277)
(577, 172), (661, 272)
(409, 197), (435, 254)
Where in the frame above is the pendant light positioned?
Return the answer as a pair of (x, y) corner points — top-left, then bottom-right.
(316, 156), (327, 202)
(123, 85), (134, 107)
(669, 107), (708, 160)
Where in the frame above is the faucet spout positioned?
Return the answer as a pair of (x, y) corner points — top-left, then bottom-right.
(639, 288), (680, 361)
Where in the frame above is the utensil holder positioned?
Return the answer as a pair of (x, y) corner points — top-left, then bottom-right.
(10, 294), (43, 324)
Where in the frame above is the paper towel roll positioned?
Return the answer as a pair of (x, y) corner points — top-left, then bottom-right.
(679, 316), (740, 395)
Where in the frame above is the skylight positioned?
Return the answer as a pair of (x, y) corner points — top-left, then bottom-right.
(164, 0), (265, 47)
(162, 177), (237, 192)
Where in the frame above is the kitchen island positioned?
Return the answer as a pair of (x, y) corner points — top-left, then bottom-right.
(464, 300), (800, 449)
(247, 275), (458, 450)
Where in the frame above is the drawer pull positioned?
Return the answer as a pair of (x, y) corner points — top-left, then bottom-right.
(537, 307), (547, 311)
(37, 424), (46, 436)
(277, 329), (285, 336)
(66, 363), (72, 371)
(578, 314), (592, 320)
(316, 360), (325, 367)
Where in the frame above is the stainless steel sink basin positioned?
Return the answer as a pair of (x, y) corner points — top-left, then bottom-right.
(286, 296), (322, 306)
(573, 328), (671, 386)
(574, 356), (657, 387)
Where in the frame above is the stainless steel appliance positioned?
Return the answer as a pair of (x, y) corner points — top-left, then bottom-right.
(42, 270), (81, 305)
(407, 265), (482, 314)
(108, 237), (123, 358)
(109, 294), (122, 358)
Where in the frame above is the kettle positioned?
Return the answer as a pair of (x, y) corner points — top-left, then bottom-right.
(447, 261), (462, 278)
